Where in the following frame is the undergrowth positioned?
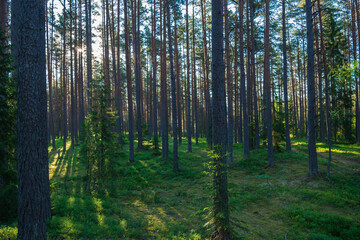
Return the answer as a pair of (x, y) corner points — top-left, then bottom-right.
(1, 138), (359, 239)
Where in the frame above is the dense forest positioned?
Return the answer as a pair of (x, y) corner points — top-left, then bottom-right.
(0, 0), (360, 239)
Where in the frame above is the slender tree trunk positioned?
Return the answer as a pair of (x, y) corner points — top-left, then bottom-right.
(161, 1), (169, 162)
(290, 48), (298, 138)
(174, 9), (182, 145)
(283, 0), (291, 152)
(186, 0), (192, 152)
(70, 0), (75, 148)
(152, 0), (159, 150)
(211, 0), (230, 238)
(234, 17), (240, 144)
(201, 0), (212, 147)
(239, 0), (250, 158)
(307, 0), (319, 176)
(192, 3), (199, 145)
(46, 1), (56, 150)
(167, 0), (178, 171)
(314, 15), (325, 143)
(355, 0), (360, 143)
(224, 0), (233, 164)
(250, 0), (259, 149)
(124, 0), (134, 162)
(264, 0), (274, 166)
(62, 1), (67, 151)
(85, 0), (92, 109)
(74, 0), (78, 145)
(78, 0), (84, 128)
(317, 0), (332, 175)
(131, 0), (143, 150)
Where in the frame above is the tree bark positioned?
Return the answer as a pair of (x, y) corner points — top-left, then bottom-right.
(307, 0), (319, 176)
(12, 0), (51, 238)
(186, 0), (192, 152)
(166, 0), (178, 171)
(224, 0), (233, 164)
(239, 0), (250, 158)
(282, 0), (291, 152)
(264, 0), (274, 166)
(211, 0), (230, 238)
(124, 0), (135, 162)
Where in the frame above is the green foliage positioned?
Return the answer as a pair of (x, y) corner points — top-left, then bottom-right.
(0, 226), (17, 240)
(79, 74), (121, 194)
(203, 145), (234, 239)
(273, 98), (286, 152)
(0, 31), (17, 224)
(330, 63), (355, 143)
(282, 206), (360, 240)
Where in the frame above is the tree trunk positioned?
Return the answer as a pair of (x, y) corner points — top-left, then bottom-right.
(224, 0), (233, 164)
(85, 0), (92, 109)
(282, 0), (291, 152)
(161, 1), (169, 162)
(307, 0), (319, 176)
(62, 1), (67, 151)
(201, 0), (212, 147)
(12, 0), (51, 238)
(124, 0), (135, 162)
(211, 0), (230, 238)
(251, 0), (259, 149)
(152, 0), (158, 150)
(167, 0), (178, 171)
(174, 9), (182, 145)
(355, 0), (360, 143)
(46, 1), (56, 150)
(131, 0), (143, 150)
(186, 0), (192, 152)
(239, 0), (250, 158)
(264, 0), (274, 166)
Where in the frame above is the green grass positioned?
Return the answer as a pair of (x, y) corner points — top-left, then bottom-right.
(293, 138), (360, 164)
(1, 137), (360, 239)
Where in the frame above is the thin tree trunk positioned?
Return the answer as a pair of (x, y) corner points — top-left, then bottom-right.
(251, 0), (259, 149)
(62, 1), (67, 151)
(283, 0), (291, 152)
(85, 0), (92, 109)
(239, 0), (250, 158)
(174, 9), (182, 145)
(224, 0), (233, 164)
(161, 1), (169, 162)
(167, 0), (178, 171)
(201, 0), (212, 147)
(264, 0), (274, 166)
(307, 0), (319, 176)
(317, 0), (331, 174)
(124, 0), (134, 162)
(355, 0), (360, 143)
(46, 1), (56, 150)
(186, 0), (192, 152)
(131, 0), (143, 150)
(152, 0), (158, 150)
(211, 0), (230, 238)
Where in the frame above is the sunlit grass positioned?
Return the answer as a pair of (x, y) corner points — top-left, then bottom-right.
(2, 136), (360, 239)
(293, 138), (360, 163)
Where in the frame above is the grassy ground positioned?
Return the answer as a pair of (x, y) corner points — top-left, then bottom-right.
(293, 138), (360, 164)
(1, 137), (360, 240)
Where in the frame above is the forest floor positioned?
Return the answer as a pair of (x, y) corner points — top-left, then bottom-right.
(1, 137), (360, 240)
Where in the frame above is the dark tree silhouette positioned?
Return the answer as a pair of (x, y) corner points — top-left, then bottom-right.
(211, 0), (230, 238)
(306, 0), (319, 176)
(12, 0), (51, 238)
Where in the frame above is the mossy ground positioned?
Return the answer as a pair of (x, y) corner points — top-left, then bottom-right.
(1, 137), (360, 239)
